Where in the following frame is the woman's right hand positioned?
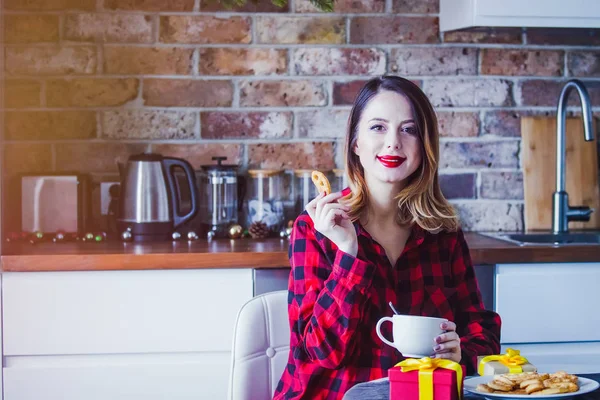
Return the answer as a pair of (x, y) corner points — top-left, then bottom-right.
(305, 191), (358, 257)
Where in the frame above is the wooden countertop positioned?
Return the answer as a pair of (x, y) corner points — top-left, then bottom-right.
(1, 233), (599, 272)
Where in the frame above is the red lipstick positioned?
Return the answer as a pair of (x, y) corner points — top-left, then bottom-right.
(377, 155), (406, 168)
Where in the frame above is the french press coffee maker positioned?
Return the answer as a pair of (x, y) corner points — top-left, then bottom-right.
(198, 156), (241, 239)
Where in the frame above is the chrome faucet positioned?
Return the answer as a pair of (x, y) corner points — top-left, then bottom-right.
(552, 79), (595, 234)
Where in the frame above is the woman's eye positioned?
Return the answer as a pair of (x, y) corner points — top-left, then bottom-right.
(402, 126), (417, 135)
(370, 124), (385, 132)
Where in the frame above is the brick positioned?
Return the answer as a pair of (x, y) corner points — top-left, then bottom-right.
(350, 16), (439, 44)
(64, 14), (153, 43)
(248, 142), (336, 169)
(5, 0), (95, 10)
(527, 28), (600, 46)
(200, 48), (287, 75)
(482, 111), (523, 137)
(437, 112), (479, 137)
(520, 80), (600, 107)
(104, 0), (194, 11)
(4, 80), (41, 108)
(5, 46), (97, 76)
(454, 202), (523, 231)
(426, 79), (513, 107)
(152, 143), (243, 169)
(4, 15), (59, 43)
(4, 143), (53, 175)
(143, 79), (233, 107)
(256, 16), (345, 44)
(104, 47), (193, 75)
(292, 48), (386, 76)
(297, 109), (350, 139)
(568, 51), (600, 77)
(440, 141), (519, 169)
(102, 110), (196, 139)
(240, 80), (327, 107)
(393, 0), (438, 13)
(481, 49), (563, 76)
(390, 47), (476, 76)
(480, 171), (524, 200)
(55, 143), (147, 173)
(201, 112), (293, 139)
(296, 0), (384, 13)
(46, 78), (139, 107)
(439, 173), (476, 199)
(444, 28), (522, 44)
(4, 111), (96, 140)
(160, 16), (251, 44)
(333, 80), (369, 105)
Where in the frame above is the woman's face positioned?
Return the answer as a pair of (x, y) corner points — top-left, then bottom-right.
(353, 90), (423, 188)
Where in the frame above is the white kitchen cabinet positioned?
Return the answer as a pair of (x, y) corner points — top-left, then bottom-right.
(2, 269), (253, 400)
(495, 262), (600, 374)
(440, 0), (600, 32)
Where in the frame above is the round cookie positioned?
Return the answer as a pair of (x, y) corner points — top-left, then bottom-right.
(311, 170), (332, 195)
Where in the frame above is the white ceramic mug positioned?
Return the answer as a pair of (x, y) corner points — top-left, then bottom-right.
(375, 314), (448, 358)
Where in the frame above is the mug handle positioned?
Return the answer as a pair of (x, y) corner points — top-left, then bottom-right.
(375, 317), (395, 348)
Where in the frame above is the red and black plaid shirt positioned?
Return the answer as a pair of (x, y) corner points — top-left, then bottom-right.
(273, 209), (502, 400)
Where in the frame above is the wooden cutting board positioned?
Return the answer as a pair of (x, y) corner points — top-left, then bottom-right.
(521, 116), (600, 231)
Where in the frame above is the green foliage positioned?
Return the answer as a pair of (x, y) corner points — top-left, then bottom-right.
(217, 0), (334, 11)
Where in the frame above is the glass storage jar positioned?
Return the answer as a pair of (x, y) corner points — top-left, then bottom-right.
(331, 169), (348, 193)
(293, 169), (319, 217)
(245, 169), (284, 237)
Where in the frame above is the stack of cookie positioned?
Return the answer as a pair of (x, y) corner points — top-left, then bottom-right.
(476, 371), (579, 395)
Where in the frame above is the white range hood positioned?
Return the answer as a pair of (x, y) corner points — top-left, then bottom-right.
(440, 0), (600, 32)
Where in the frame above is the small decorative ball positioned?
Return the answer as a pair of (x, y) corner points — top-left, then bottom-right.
(172, 231), (182, 241)
(187, 231), (199, 241)
(279, 229), (287, 239)
(34, 231), (44, 240)
(53, 232), (66, 243)
(207, 230), (215, 241)
(121, 230), (133, 242)
(83, 232), (94, 242)
(285, 226), (293, 237)
(94, 234), (104, 242)
(228, 224), (243, 239)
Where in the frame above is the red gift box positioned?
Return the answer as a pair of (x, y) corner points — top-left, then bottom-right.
(389, 362), (466, 400)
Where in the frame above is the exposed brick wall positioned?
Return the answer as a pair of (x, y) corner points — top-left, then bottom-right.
(2, 0), (600, 232)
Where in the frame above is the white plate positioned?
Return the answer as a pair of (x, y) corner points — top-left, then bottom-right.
(464, 375), (600, 400)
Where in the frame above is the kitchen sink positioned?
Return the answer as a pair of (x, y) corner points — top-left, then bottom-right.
(484, 232), (600, 246)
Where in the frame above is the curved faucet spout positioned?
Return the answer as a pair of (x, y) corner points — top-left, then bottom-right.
(552, 79), (595, 234)
(556, 79), (594, 193)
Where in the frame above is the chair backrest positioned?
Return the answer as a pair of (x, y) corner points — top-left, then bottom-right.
(228, 290), (290, 400)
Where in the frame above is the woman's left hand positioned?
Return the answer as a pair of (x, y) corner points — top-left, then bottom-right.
(432, 321), (461, 363)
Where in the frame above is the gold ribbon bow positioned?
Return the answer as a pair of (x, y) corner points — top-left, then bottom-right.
(396, 357), (463, 400)
(478, 348), (528, 376)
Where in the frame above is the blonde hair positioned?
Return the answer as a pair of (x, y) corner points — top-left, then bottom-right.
(343, 76), (459, 232)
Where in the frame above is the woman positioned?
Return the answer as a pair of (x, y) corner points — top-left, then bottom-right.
(273, 76), (501, 400)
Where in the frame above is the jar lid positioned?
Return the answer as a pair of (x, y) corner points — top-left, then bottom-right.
(293, 169), (317, 177)
(247, 169), (283, 178)
(201, 156), (239, 171)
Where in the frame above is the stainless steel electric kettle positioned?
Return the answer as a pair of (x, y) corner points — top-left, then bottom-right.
(118, 153), (198, 241)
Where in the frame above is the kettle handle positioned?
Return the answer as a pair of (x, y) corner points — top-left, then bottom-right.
(163, 157), (199, 229)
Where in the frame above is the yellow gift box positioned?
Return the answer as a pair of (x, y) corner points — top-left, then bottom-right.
(477, 348), (537, 376)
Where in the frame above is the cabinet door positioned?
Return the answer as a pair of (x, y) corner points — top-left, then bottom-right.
(495, 263), (600, 344)
(3, 353), (230, 400)
(3, 269), (253, 355)
(2, 269), (253, 400)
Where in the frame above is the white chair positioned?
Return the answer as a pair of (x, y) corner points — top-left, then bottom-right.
(228, 290), (291, 400)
